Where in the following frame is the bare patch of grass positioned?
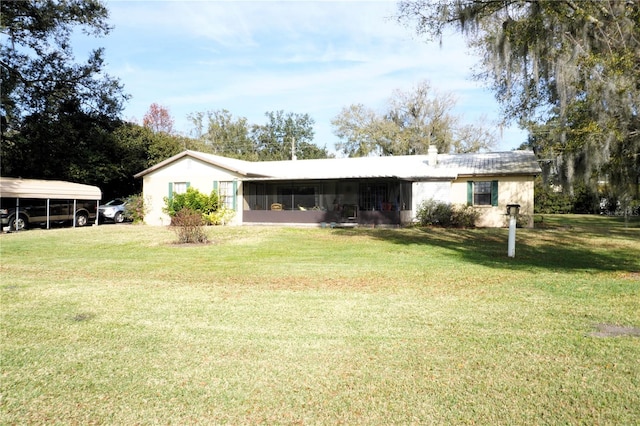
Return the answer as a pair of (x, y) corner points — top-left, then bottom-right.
(590, 324), (640, 338)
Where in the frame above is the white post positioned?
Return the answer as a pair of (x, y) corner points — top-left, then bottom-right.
(15, 198), (20, 231)
(508, 215), (516, 258)
(291, 137), (297, 161)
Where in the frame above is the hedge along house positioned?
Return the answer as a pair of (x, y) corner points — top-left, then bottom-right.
(134, 147), (541, 228)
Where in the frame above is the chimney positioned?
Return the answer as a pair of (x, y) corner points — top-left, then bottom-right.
(428, 145), (438, 166)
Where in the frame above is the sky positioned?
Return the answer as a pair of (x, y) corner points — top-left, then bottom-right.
(74, 0), (527, 153)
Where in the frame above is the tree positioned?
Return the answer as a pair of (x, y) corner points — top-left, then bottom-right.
(1, 0), (126, 127)
(331, 80), (496, 157)
(384, 81), (459, 155)
(397, 0), (640, 203)
(331, 104), (382, 157)
(143, 103), (175, 134)
(1, 0), (129, 195)
(107, 121), (196, 198)
(251, 110), (329, 160)
(188, 109), (257, 160)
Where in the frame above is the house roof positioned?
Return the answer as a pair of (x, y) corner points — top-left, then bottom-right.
(0, 177), (102, 200)
(436, 151), (543, 177)
(134, 149), (541, 181)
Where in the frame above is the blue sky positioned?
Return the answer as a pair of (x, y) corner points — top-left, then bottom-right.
(75, 0), (527, 153)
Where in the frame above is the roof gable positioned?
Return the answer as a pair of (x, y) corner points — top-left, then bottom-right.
(133, 150), (268, 179)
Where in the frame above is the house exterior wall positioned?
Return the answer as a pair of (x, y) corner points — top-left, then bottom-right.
(141, 157), (242, 226)
(411, 181), (452, 221)
(138, 155), (536, 228)
(450, 175), (535, 227)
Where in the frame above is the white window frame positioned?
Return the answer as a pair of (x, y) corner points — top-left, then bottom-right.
(219, 181), (235, 209)
(173, 182), (188, 195)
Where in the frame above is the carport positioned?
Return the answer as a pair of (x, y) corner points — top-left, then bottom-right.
(0, 177), (102, 229)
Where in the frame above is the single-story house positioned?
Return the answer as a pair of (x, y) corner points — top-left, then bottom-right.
(134, 146), (541, 227)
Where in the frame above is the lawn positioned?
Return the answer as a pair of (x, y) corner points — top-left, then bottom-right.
(1, 216), (639, 424)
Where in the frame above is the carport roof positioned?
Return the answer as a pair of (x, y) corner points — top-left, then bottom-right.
(134, 149), (541, 181)
(0, 177), (102, 200)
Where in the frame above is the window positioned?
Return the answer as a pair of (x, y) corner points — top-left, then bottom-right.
(468, 181), (498, 206)
(218, 181), (236, 209)
(168, 182), (189, 200)
(474, 181), (492, 205)
(172, 182), (188, 195)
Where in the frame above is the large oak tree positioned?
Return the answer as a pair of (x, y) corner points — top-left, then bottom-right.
(331, 80), (497, 157)
(398, 0), (639, 207)
(1, 0), (128, 194)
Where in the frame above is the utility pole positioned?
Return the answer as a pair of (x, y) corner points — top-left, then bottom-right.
(291, 137), (297, 160)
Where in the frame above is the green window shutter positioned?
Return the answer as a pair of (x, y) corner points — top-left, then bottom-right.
(467, 181), (473, 206)
(491, 180), (499, 207)
(232, 180), (238, 210)
(168, 182), (173, 200)
(186, 182), (191, 189)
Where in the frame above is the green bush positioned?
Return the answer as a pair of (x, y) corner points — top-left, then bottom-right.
(451, 204), (480, 228)
(204, 205), (236, 226)
(124, 193), (148, 224)
(163, 187), (236, 226)
(416, 199), (449, 226)
(534, 180), (573, 214)
(170, 208), (208, 244)
(416, 199), (478, 228)
(163, 187), (218, 217)
(534, 178), (601, 215)
(572, 182), (599, 214)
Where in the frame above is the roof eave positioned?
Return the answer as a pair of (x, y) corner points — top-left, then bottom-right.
(456, 171), (541, 178)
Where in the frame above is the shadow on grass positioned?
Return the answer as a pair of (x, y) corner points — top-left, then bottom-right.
(334, 226), (640, 274)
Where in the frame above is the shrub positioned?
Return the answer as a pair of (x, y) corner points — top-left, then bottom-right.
(572, 182), (599, 214)
(204, 205), (236, 226)
(416, 199), (478, 228)
(124, 193), (148, 224)
(163, 187), (234, 225)
(416, 199), (450, 226)
(534, 178), (602, 215)
(170, 208), (208, 244)
(450, 204), (480, 228)
(534, 180), (573, 214)
(163, 187), (218, 217)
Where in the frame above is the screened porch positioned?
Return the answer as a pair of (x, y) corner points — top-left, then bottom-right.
(242, 178), (412, 226)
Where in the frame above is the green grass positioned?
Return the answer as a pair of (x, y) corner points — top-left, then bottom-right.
(1, 216), (639, 424)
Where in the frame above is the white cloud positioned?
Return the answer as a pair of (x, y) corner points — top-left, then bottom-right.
(92, 0), (526, 150)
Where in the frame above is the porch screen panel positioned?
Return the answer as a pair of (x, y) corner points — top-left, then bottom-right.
(243, 182), (267, 210)
(277, 184), (319, 210)
(359, 183), (388, 211)
(400, 181), (412, 211)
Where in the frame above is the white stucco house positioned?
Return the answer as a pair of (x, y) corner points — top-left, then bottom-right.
(134, 146), (541, 227)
